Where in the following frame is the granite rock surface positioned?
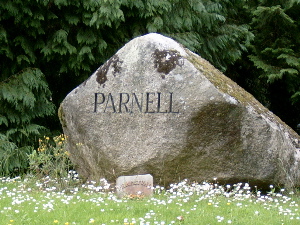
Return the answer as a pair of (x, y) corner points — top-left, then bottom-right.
(59, 33), (300, 188)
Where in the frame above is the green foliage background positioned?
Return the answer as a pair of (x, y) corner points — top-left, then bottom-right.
(1, 0), (300, 176)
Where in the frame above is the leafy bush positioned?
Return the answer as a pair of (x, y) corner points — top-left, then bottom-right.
(247, 0), (300, 127)
(0, 0), (252, 105)
(0, 133), (32, 176)
(0, 68), (55, 176)
(28, 135), (72, 178)
(0, 0), (254, 177)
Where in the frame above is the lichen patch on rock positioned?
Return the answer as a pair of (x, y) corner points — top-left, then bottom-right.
(153, 49), (184, 78)
(96, 55), (123, 85)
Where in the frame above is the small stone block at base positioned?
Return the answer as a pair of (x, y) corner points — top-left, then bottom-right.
(116, 174), (153, 198)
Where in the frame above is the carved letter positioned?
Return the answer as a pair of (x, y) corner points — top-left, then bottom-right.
(94, 93), (105, 112)
(104, 93), (116, 113)
(119, 93), (130, 113)
(145, 92), (156, 113)
(169, 92), (179, 113)
(131, 93), (143, 113)
(157, 92), (168, 113)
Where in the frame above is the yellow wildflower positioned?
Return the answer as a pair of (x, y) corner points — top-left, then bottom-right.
(53, 220), (59, 223)
(38, 147), (45, 152)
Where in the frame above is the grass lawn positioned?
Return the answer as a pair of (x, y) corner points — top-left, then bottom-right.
(0, 175), (299, 225)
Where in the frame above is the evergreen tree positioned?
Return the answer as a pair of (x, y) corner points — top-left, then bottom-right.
(0, 68), (55, 175)
(1, 0), (252, 124)
(0, 0), (254, 175)
(248, 0), (300, 128)
(162, 0), (253, 71)
(0, 1), (56, 175)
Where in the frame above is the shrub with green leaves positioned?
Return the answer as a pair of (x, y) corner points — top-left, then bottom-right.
(0, 133), (32, 176)
(0, 0), (254, 177)
(27, 134), (72, 179)
(249, 2), (300, 98)
(0, 68), (55, 176)
(246, 0), (300, 127)
(27, 134), (75, 189)
(0, 0), (252, 105)
(4, 0), (300, 179)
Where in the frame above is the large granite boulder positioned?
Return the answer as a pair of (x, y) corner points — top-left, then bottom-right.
(59, 33), (300, 188)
